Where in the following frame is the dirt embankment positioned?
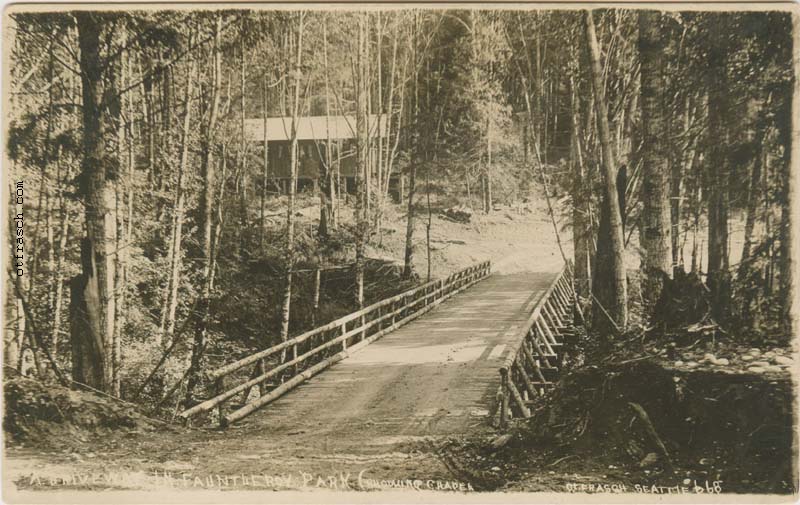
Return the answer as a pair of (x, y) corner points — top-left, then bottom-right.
(442, 359), (796, 494)
(4, 374), (170, 448)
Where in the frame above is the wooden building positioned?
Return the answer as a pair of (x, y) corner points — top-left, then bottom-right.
(245, 115), (402, 198)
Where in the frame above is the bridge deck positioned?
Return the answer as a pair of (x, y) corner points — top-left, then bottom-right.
(214, 272), (557, 477)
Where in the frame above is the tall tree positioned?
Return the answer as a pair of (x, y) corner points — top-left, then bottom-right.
(318, 17), (334, 238)
(705, 14), (732, 322)
(280, 12), (305, 346)
(402, 12), (420, 280)
(568, 71), (592, 299)
(584, 10), (628, 334)
(70, 12), (119, 391)
(638, 10), (672, 308)
(354, 12), (369, 307)
(184, 14), (222, 405)
(159, 43), (196, 349)
(780, 10), (798, 335)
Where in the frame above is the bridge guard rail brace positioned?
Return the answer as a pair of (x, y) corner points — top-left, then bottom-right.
(495, 261), (576, 428)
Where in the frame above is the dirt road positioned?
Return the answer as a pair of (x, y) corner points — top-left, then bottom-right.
(5, 270), (557, 495)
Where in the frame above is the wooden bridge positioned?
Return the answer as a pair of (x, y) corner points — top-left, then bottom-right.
(179, 260), (576, 430)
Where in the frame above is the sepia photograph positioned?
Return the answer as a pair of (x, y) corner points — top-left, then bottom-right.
(1, 2), (798, 502)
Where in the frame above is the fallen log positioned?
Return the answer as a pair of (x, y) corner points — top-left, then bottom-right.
(628, 401), (675, 472)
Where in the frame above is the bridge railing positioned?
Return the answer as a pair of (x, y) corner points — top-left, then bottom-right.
(494, 261), (576, 428)
(180, 260), (492, 426)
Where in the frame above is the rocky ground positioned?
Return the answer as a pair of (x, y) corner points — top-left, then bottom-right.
(670, 344), (793, 374)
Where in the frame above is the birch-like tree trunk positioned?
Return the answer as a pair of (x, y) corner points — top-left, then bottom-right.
(584, 10), (628, 334)
(260, 76), (270, 248)
(184, 15), (222, 405)
(569, 74), (592, 299)
(402, 13), (419, 280)
(280, 13), (305, 346)
(740, 119), (768, 269)
(238, 30), (250, 251)
(112, 29), (132, 396)
(49, 159), (70, 357)
(319, 19), (333, 238)
(160, 48), (196, 349)
(354, 12), (369, 307)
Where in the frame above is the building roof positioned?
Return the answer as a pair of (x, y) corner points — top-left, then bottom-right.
(245, 114), (388, 142)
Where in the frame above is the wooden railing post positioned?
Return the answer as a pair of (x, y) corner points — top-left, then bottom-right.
(312, 268), (321, 327)
(499, 368), (510, 428)
(215, 377), (225, 427)
(256, 359), (266, 396)
(506, 361), (530, 418)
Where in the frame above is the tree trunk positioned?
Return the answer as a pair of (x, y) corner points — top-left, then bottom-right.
(143, 61), (156, 187)
(638, 10), (673, 309)
(764, 155), (774, 295)
(425, 166), (432, 282)
(160, 52), (196, 349)
(481, 174), (488, 214)
(779, 11), (799, 335)
(738, 125), (767, 328)
(740, 122), (768, 270)
(584, 10), (628, 334)
(485, 126), (493, 213)
(209, 144), (229, 293)
(354, 13), (369, 308)
(70, 241), (105, 388)
(569, 75), (591, 299)
(671, 95), (695, 273)
(374, 14), (385, 237)
(402, 14), (422, 281)
(677, 143), (698, 271)
(403, 165), (417, 280)
(319, 21), (333, 239)
(690, 181), (702, 274)
(260, 77), (270, 249)
(280, 14), (305, 348)
(48, 150), (70, 357)
(8, 184), (25, 370)
(239, 33), (250, 252)
(706, 19), (731, 323)
(28, 41), (57, 298)
(184, 16), (222, 405)
(112, 34), (132, 396)
(72, 13), (118, 391)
